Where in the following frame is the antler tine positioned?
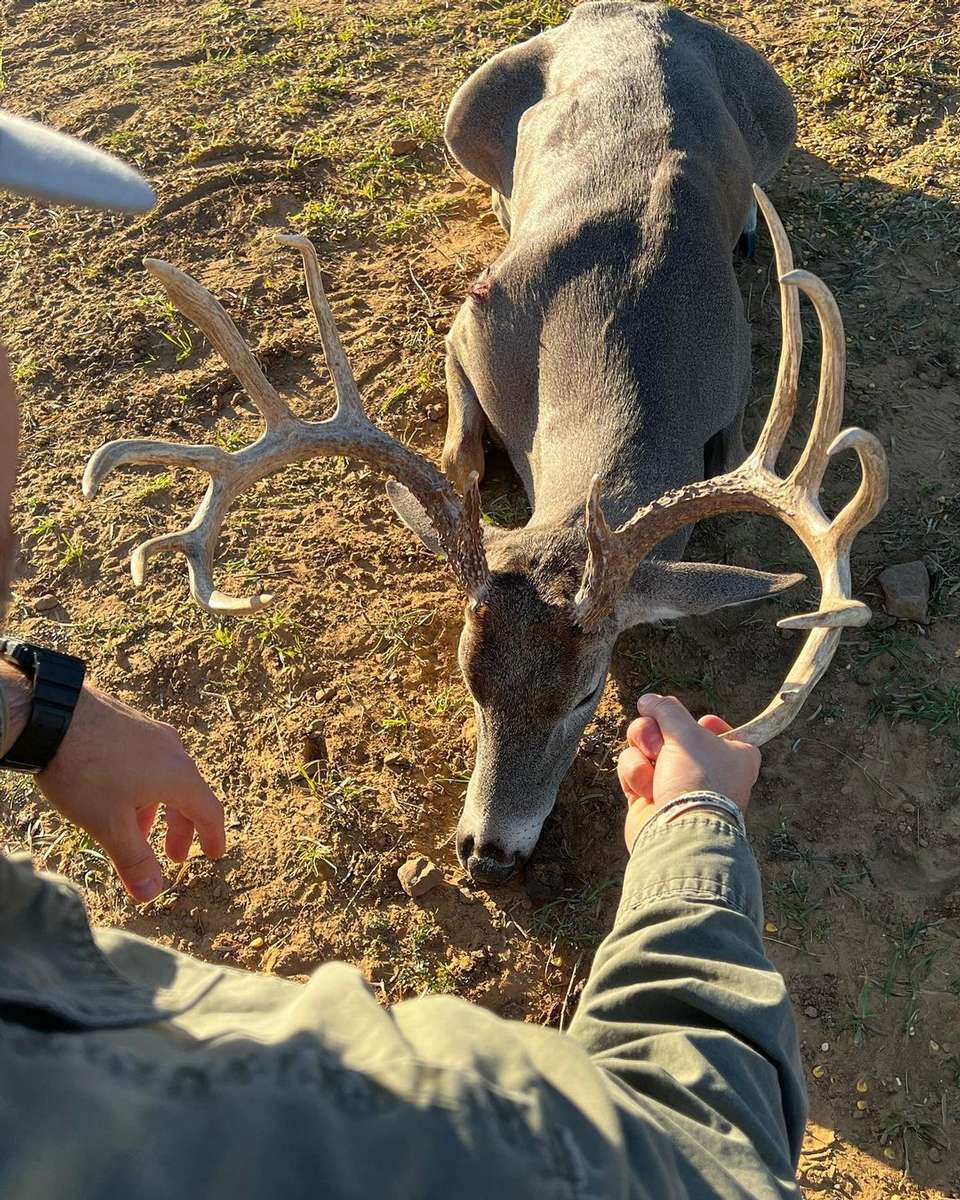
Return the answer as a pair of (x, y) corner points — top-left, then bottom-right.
(573, 475), (613, 628)
(85, 238), (490, 611)
(572, 189), (888, 745)
(750, 185), (801, 472)
(275, 234), (365, 426)
(827, 426), (889, 553)
(275, 233), (490, 598)
(144, 259), (294, 431)
(782, 268), (845, 492)
(82, 438), (227, 500)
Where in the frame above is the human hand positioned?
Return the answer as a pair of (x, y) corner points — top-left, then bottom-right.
(618, 694), (761, 851)
(34, 683), (225, 901)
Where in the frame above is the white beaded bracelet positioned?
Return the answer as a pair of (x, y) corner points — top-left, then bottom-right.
(635, 790), (746, 848)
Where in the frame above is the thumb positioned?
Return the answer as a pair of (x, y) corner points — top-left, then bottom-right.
(636, 693), (698, 741)
(100, 817), (164, 902)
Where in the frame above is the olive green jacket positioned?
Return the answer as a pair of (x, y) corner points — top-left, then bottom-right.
(0, 812), (805, 1198)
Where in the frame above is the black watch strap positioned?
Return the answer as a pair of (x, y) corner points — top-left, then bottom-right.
(0, 639), (86, 774)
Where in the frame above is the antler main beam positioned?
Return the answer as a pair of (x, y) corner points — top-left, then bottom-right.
(83, 237), (490, 613)
(574, 185), (889, 745)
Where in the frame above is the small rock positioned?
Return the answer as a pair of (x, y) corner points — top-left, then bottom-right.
(390, 136), (419, 156)
(33, 593), (59, 613)
(804, 1005), (819, 1018)
(398, 856), (443, 898)
(426, 404), (444, 422)
(928, 1146), (943, 1164)
(878, 560), (930, 624)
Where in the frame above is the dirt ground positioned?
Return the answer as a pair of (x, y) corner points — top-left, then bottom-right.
(1, 0), (959, 1193)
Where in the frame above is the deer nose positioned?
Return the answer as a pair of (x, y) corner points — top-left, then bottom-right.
(457, 834), (518, 885)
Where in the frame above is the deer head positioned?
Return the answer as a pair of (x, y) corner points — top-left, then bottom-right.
(84, 189), (887, 885)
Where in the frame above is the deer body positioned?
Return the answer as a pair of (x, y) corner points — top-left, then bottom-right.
(391, 3), (800, 880)
(444, 8), (768, 529)
(85, 7), (887, 892)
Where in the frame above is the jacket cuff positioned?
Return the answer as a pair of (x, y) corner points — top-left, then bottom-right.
(621, 806), (763, 931)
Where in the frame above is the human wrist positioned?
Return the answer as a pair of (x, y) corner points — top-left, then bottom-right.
(0, 660), (33, 754)
(631, 790), (746, 853)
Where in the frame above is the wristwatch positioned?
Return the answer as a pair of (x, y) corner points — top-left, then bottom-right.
(0, 638), (86, 773)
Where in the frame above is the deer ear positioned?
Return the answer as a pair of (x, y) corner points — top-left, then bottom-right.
(385, 480), (442, 555)
(444, 34), (549, 196)
(618, 560), (804, 628)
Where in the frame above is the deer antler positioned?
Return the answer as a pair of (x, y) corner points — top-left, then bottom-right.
(83, 236), (490, 612)
(574, 185), (889, 746)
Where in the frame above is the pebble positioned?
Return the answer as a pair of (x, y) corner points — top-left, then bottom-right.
(878, 560), (930, 624)
(804, 1005), (819, 1018)
(928, 1147), (943, 1163)
(390, 136), (419, 156)
(398, 856), (443, 899)
(249, 936), (264, 949)
(33, 593), (59, 612)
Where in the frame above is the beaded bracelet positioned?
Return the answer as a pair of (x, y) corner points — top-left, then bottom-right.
(635, 790), (746, 849)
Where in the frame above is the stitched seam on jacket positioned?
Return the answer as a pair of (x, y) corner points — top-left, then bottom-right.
(632, 813), (749, 856)
(622, 879), (750, 918)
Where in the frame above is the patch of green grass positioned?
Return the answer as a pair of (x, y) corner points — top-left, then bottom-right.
(210, 623), (236, 650)
(427, 687), (468, 719)
(380, 706), (409, 733)
(532, 876), (618, 948)
(133, 471), (174, 503)
(25, 810), (110, 890)
(13, 357), (40, 386)
(870, 681), (960, 741)
(382, 192), (460, 239)
(215, 426), (250, 452)
(297, 835), (337, 877)
(367, 606), (435, 668)
(255, 607), (305, 665)
(839, 973), (882, 1047)
(770, 870), (824, 938)
(289, 194), (357, 239)
(58, 530), (87, 571)
(395, 912), (455, 996)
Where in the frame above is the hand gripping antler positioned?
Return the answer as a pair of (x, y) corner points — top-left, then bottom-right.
(82, 236), (489, 612)
(574, 185), (889, 746)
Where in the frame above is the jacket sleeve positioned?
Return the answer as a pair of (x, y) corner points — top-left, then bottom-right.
(567, 810), (807, 1198)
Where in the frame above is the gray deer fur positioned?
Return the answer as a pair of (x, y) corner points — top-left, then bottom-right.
(389, 1), (797, 883)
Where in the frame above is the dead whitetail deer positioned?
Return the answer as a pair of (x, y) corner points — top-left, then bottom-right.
(84, 189), (886, 882)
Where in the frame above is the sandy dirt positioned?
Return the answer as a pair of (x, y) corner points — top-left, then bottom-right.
(1, 0), (959, 1193)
